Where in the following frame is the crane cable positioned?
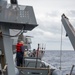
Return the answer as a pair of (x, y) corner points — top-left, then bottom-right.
(59, 24), (63, 70)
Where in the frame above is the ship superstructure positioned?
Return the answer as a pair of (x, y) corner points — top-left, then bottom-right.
(0, 0), (37, 75)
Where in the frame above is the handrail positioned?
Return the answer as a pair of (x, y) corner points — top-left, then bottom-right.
(17, 66), (50, 70)
(24, 57), (41, 60)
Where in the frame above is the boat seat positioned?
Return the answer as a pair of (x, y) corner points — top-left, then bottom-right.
(17, 67), (50, 75)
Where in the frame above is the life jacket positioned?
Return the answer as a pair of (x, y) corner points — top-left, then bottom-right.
(16, 43), (23, 52)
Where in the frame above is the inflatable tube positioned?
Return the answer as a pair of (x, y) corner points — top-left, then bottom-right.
(52, 69), (63, 75)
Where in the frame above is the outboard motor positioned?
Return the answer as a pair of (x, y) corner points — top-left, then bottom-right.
(52, 69), (63, 75)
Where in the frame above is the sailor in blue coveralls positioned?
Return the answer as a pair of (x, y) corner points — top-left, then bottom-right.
(16, 41), (24, 66)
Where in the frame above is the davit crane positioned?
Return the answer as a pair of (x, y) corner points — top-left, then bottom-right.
(61, 14), (75, 50)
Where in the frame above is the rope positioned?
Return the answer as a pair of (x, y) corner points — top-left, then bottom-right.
(59, 24), (63, 70)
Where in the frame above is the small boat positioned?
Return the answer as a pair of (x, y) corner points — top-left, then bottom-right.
(13, 52), (61, 75)
(13, 34), (60, 75)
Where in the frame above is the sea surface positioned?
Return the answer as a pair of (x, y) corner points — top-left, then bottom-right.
(42, 50), (75, 75)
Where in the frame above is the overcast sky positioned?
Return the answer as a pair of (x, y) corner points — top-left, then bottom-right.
(8, 0), (75, 50)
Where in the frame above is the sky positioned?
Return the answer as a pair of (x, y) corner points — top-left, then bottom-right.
(8, 0), (75, 50)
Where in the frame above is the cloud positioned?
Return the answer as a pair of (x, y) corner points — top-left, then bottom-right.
(25, 10), (75, 50)
(7, 0), (75, 50)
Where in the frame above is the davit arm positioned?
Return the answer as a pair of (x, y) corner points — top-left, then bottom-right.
(61, 14), (75, 50)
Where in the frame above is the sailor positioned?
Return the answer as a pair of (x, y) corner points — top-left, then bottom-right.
(16, 41), (24, 67)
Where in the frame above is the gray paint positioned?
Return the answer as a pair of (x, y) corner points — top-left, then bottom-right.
(61, 14), (75, 50)
(0, 25), (16, 75)
(0, 3), (38, 30)
(18, 68), (49, 75)
(0, 1), (38, 75)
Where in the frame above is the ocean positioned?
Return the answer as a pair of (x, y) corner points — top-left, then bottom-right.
(42, 50), (75, 75)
